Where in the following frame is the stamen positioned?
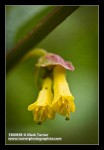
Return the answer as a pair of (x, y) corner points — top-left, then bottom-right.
(62, 100), (65, 104)
(37, 121), (42, 125)
(65, 115), (70, 121)
(67, 104), (70, 109)
(36, 108), (39, 112)
(59, 102), (66, 114)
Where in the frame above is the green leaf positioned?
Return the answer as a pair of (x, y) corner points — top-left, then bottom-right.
(6, 6), (54, 51)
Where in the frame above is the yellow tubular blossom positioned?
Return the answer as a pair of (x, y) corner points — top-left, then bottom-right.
(28, 77), (54, 124)
(52, 65), (75, 120)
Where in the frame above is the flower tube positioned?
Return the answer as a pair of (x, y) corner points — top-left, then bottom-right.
(28, 77), (54, 124)
(52, 65), (75, 120)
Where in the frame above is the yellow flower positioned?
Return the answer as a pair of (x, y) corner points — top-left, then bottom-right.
(52, 65), (75, 120)
(28, 77), (54, 124)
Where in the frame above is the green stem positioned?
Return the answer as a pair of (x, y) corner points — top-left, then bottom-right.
(22, 48), (47, 61)
(6, 6), (79, 73)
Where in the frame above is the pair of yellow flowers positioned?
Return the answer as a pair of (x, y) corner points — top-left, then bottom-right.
(28, 65), (75, 124)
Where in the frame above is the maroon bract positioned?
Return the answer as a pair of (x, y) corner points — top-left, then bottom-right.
(36, 53), (74, 71)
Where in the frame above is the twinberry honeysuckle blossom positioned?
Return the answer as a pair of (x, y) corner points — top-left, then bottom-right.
(52, 65), (75, 120)
(28, 77), (54, 124)
(27, 49), (75, 124)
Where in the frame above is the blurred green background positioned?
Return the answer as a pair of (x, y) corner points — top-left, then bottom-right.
(6, 6), (98, 144)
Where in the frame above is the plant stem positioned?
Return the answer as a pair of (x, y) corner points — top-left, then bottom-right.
(6, 6), (79, 73)
(22, 48), (47, 61)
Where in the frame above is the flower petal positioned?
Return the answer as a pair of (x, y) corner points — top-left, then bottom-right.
(28, 102), (36, 111)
